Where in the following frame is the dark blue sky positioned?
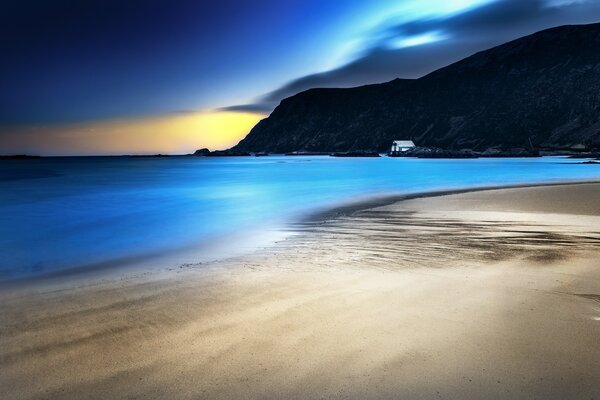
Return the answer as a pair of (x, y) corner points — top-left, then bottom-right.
(2, 0), (600, 154)
(1, 0), (382, 123)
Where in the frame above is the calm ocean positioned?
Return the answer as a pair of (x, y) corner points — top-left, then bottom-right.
(1, 155), (599, 281)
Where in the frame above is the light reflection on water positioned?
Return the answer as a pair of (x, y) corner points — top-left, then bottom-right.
(0, 155), (598, 280)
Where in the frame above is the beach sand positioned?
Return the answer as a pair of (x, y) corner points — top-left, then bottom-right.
(1, 183), (600, 399)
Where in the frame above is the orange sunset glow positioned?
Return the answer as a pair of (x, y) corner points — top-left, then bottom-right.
(0, 111), (265, 156)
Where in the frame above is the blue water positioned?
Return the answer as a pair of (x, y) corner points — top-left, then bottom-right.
(1, 155), (599, 281)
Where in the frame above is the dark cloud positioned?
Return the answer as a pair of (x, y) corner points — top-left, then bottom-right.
(225, 0), (600, 114)
(220, 104), (278, 113)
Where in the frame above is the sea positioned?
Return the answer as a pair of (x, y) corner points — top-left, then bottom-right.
(1, 155), (599, 281)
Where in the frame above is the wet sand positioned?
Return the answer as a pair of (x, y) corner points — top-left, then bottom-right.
(1, 183), (600, 399)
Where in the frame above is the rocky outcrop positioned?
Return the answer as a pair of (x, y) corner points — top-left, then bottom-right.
(330, 151), (380, 158)
(193, 148), (251, 157)
(193, 148), (211, 156)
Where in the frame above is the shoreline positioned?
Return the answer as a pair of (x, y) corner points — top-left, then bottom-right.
(303, 178), (600, 222)
(1, 182), (600, 399)
(3, 178), (600, 292)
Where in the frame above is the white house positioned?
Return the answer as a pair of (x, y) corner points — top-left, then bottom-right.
(391, 140), (415, 153)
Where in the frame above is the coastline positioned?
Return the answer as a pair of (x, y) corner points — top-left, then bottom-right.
(3, 155), (600, 284)
(4, 178), (600, 291)
(303, 178), (600, 223)
(2, 181), (600, 399)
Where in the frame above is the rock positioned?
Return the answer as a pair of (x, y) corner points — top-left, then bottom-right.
(330, 151), (380, 157)
(284, 151), (330, 156)
(193, 148), (211, 156)
(479, 148), (540, 158)
(389, 147), (478, 159)
(205, 150), (251, 157)
(567, 153), (600, 159)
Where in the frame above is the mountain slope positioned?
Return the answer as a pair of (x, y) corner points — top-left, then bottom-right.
(233, 23), (600, 153)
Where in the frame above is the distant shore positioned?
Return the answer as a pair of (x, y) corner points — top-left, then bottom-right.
(2, 182), (600, 399)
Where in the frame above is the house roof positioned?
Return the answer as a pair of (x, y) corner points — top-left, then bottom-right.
(393, 140), (415, 147)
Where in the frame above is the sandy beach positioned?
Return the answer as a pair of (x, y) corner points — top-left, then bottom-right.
(1, 182), (600, 399)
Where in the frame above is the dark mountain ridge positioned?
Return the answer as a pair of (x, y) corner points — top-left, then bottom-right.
(232, 23), (600, 153)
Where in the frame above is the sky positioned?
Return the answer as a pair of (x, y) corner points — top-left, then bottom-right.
(2, 0), (600, 155)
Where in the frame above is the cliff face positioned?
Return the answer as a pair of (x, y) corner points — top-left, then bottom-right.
(233, 23), (600, 153)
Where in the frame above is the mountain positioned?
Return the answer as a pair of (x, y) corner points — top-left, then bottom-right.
(232, 23), (600, 153)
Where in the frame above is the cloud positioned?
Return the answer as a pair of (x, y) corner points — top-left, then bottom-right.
(225, 0), (600, 114)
